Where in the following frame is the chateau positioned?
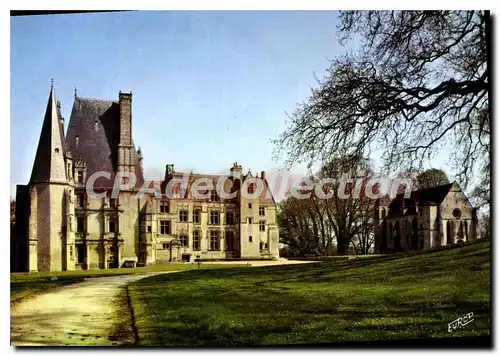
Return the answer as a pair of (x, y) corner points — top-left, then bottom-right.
(13, 86), (279, 272)
(374, 182), (480, 253)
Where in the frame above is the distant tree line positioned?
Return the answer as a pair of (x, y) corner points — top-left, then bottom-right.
(278, 161), (453, 257)
(275, 11), (490, 256)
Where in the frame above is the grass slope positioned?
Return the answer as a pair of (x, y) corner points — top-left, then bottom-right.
(11, 263), (247, 304)
(129, 240), (491, 346)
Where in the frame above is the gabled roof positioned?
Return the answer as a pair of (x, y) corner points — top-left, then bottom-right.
(154, 170), (276, 204)
(387, 182), (454, 217)
(30, 85), (67, 184)
(66, 96), (144, 189)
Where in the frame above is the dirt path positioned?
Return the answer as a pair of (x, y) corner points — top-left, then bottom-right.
(11, 260), (317, 346)
(10, 272), (175, 346)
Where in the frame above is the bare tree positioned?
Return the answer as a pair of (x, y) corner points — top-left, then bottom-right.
(278, 196), (325, 256)
(278, 155), (377, 256)
(274, 11), (490, 189)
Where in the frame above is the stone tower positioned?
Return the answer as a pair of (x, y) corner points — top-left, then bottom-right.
(26, 84), (74, 271)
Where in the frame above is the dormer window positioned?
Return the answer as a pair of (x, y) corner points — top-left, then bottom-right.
(76, 170), (84, 184)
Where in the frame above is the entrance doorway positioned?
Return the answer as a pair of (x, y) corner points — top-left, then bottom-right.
(76, 244), (86, 266)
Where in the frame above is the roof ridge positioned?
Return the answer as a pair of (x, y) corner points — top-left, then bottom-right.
(76, 96), (117, 103)
(414, 182), (454, 194)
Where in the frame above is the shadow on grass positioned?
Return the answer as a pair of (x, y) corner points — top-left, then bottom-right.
(129, 240), (491, 346)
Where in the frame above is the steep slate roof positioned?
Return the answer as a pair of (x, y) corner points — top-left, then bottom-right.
(30, 86), (67, 184)
(156, 171), (276, 204)
(66, 96), (144, 189)
(387, 182), (454, 217)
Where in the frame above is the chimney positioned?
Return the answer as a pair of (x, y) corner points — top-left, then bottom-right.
(230, 162), (242, 179)
(261, 171), (266, 181)
(119, 91), (132, 146)
(165, 164), (174, 180)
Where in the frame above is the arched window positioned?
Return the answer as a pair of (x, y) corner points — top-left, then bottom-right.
(381, 221), (388, 252)
(412, 218), (419, 250)
(381, 208), (386, 218)
(464, 221), (469, 241)
(446, 221), (452, 244)
(394, 221), (401, 252)
(457, 221), (464, 243)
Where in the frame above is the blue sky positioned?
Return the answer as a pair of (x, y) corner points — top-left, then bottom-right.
(10, 11), (451, 198)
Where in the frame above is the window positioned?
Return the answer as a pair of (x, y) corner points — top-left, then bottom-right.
(76, 193), (84, 208)
(193, 231), (200, 250)
(210, 210), (220, 225)
(193, 209), (201, 224)
(259, 221), (265, 232)
(381, 208), (386, 218)
(210, 190), (218, 202)
(260, 242), (263, 249)
(163, 243), (168, 249)
(248, 183), (256, 194)
(249, 235), (253, 242)
(226, 231), (236, 250)
(76, 170), (84, 184)
(226, 211), (234, 225)
(453, 208), (462, 219)
(179, 234), (188, 247)
(248, 203), (252, 209)
(160, 203), (169, 213)
(147, 225), (152, 233)
(248, 217), (253, 224)
(109, 218), (117, 233)
(259, 207), (265, 216)
(160, 220), (171, 235)
(179, 210), (188, 222)
(77, 217), (85, 232)
(55, 148), (59, 153)
(76, 244), (85, 264)
(210, 231), (220, 250)
(110, 198), (117, 208)
(264, 243), (268, 249)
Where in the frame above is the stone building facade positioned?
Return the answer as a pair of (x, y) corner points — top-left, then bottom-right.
(13, 86), (279, 272)
(374, 182), (480, 254)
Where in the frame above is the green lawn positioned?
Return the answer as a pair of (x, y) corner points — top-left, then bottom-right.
(128, 240), (491, 346)
(11, 263), (248, 304)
